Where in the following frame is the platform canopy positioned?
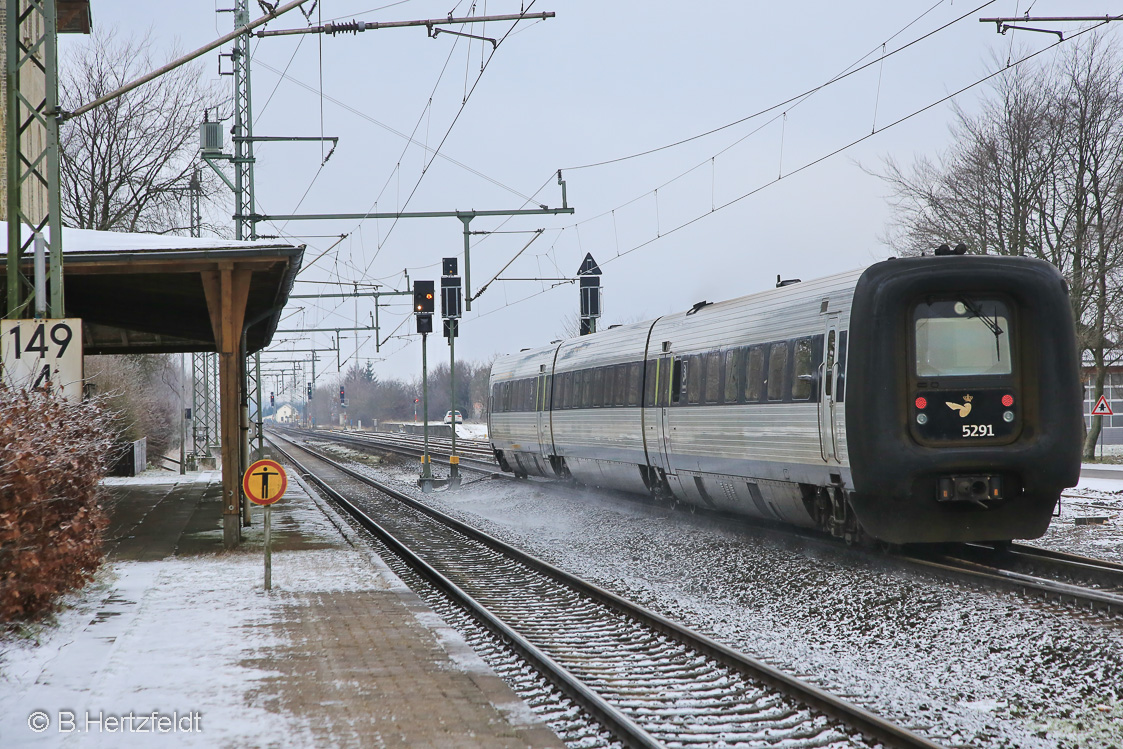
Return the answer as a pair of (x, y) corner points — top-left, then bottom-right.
(1, 223), (304, 355)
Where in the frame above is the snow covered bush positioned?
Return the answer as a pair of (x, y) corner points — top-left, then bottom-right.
(0, 386), (114, 622)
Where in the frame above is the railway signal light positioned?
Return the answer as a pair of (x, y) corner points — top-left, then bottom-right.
(270, 391), (274, 408)
(441, 275), (462, 319)
(413, 280), (435, 313)
(577, 252), (601, 336)
(340, 385), (345, 406)
(416, 313), (433, 334)
(442, 257), (458, 276)
(307, 382), (313, 400)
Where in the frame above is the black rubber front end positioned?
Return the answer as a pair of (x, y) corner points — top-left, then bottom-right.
(845, 255), (1083, 544)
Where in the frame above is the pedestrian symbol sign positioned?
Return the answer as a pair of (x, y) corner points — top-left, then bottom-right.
(243, 459), (287, 505)
(1092, 395), (1113, 416)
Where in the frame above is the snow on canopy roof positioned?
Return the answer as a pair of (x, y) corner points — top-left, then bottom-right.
(0, 220), (291, 253)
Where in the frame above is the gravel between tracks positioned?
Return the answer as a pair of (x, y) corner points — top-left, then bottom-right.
(310, 440), (1123, 749)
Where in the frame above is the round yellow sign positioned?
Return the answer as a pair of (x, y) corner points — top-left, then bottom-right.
(243, 459), (287, 506)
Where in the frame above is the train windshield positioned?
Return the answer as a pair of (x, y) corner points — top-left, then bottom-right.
(914, 298), (1012, 377)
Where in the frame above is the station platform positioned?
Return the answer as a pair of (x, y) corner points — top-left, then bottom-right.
(0, 463), (563, 748)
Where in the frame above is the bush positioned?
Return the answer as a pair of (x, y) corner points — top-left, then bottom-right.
(0, 387), (114, 622)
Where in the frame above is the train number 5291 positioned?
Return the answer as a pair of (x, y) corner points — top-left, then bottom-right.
(962, 424), (995, 437)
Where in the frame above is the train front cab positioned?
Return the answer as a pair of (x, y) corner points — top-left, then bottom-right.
(845, 255), (1083, 544)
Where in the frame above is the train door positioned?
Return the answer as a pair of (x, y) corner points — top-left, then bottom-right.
(819, 315), (841, 464)
(535, 365), (551, 455)
(660, 355), (678, 472)
(641, 353), (674, 473)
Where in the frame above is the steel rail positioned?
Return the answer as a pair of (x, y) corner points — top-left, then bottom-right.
(270, 437), (663, 749)
(270, 431), (946, 749)
(288, 427), (498, 472)
(895, 550), (1123, 616)
(283, 427), (1123, 617)
(1007, 543), (1123, 574)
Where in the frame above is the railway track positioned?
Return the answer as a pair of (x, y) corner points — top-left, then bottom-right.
(898, 543), (1123, 617)
(268, 430), (944, 749)
(277, 427), (1123, 618)
(280, 426), (498, 473)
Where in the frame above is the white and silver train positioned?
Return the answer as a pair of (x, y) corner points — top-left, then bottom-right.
(488, 254), (1082, 544)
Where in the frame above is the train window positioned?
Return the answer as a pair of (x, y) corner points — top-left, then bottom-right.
(767, 342), (789, 401)
(744, 346), (764, 402)
(792, 338), (814, 400)
(837, 332), (848, 402)
(591, 367), (604, 408)
(686, 355), (702, 405)
(627, 362), (642, 406)
(611, 364), (624, 406)
(724, 348), (743, 404)
(704, 351), (722, 404)
(914, 298), (1012, 376)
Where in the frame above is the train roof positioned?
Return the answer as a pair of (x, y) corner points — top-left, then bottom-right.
(492, 263), (870, 378)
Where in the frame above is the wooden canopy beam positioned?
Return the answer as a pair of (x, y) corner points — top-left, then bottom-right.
(202, 264), (252, 549)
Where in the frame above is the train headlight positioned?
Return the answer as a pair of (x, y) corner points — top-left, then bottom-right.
(1003, 410), (1015, 422)
(917, 413), (929, 425)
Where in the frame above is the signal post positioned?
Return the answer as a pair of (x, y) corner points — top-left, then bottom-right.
(414, 280), (435, 492)
(442, 258), (463, 488)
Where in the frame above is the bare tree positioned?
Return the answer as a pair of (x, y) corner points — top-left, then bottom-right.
(59, 30), (226, 235)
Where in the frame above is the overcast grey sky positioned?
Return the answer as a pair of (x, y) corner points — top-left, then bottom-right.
(63, 1), (1123, 393)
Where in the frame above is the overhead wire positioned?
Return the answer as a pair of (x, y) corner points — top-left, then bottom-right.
(561, 0), (997, 172)
(253, 58), (535, 201)
(358, 1), (542, 272)
(457, 14), (1114, 332)
(594, 19), (1110, 272)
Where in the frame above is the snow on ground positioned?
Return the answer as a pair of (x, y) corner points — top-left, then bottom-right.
(1028, 475), (1123, 562)
(328, 449), (1123, 749)
(0, 474), (397, 748)
(454, 423), (489, 440)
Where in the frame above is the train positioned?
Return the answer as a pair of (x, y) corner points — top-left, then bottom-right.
(487, 252), (1083, 545)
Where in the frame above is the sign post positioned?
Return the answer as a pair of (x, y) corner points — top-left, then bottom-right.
(243, 459), (287, 590)
(1092, 395), (1113, 459)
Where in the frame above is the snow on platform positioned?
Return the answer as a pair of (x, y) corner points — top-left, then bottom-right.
(0, 469), (559, 748)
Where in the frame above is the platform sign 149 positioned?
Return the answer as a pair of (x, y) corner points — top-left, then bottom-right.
(1, 319), (83, 401)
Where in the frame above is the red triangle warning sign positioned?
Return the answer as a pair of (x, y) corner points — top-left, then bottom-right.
(1092, 395), (1113, 416)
